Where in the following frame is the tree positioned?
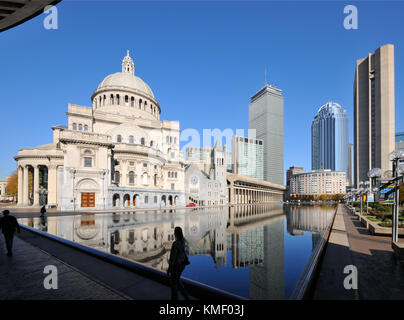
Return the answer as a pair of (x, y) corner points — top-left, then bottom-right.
(5, 171), (18, 198)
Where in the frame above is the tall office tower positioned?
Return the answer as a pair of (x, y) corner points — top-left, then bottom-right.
(311, 102), (349, 181)
(354, 44), (395, 187)
(348, 143), (353, 186)
(249, 84), (284, 185)
(232, 135), (264, 180)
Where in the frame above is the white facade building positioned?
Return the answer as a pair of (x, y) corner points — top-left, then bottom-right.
(14, 52), (185, 210)
(289, 169), (346, 196)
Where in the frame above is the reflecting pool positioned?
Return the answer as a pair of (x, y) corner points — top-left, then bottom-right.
(19, 204), (335, 299)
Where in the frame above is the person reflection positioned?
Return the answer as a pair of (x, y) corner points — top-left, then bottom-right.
(167, 226), (190, 300)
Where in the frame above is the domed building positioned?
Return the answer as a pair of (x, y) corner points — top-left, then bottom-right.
(15, 51), (185, 210)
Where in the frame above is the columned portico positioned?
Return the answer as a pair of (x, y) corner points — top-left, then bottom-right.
(23, 165), (29, 205)
(33, 165), (40, 206)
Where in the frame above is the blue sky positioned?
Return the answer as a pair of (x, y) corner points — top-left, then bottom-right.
(1, 1), (403, 180)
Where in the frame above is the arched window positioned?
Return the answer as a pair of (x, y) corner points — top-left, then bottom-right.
(73, 123), (77, 131)
(139, 99), (142, 109)
(129, 135), (134, 144)
(110, 94), (114, 105)
(141, 137), (145, 145)
(117, 135), (122, 143)
(131, 97), (134, 107)
(79, 124), (83, 131)
(129, 171), (135, 184)
(84, 125), (88, 132)
(125, 95), (129, 106)
(142, 173), (148, 185)
(144, 101), (147, 110)
(116, 94), (120, 105)
(115, 171), (120, 184)
(99, 96), (102, 106)
(103, 95), (106, 105)
(154, 174), (158, 186)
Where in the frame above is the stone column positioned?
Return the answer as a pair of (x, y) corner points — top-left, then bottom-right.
(47, 165), (57, 206)
(17, 166), (23, 205)
(23, 165), (29, 205)
(33, 165), (40, 206)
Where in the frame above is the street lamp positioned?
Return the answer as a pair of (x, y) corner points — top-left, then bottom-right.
(388, 149), (404, 243)
(359, 181), (365, 216)
(364, 181), (370, 215)
(368, 168), (382, 201)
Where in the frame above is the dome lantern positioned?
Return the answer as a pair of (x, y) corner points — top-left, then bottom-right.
(122, 50), (135, 75)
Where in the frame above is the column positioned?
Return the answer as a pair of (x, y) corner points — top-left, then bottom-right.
(23, 165), (29, 205)
(17, 166), (23, 205)
(33, 165), (40, 206)
(47, 165), (57, 206)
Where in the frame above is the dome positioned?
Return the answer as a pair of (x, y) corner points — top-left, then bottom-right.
(316, 102), (347, 118)
(95, 51), (154, 98)
(97, 72), (154, 98)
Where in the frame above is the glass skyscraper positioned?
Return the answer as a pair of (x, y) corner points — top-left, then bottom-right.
(311, 102), (349, 179)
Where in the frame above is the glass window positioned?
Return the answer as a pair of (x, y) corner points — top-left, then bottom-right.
(129, 161), (135, 166)
(117, 135), (122, 143)
(144, 196), (148, 203)
(141, 138), (145, 145)
(171, 183), (175, 190)
(73, 123), (77, 130)
(143, 163), (147, 167)
(84, 125), (88, 131)
(129, 135), (134, 144)
(79, 124), (83, 131)
(84, 157), (92, 167)
(131, 97), (134, 107)
(129, 171), (135, 184)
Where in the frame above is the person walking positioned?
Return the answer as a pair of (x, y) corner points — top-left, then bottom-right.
(167, 226), (190, 300)
(0, 210), (21, 256)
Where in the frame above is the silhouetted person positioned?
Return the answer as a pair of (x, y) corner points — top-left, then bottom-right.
(0, 210), (21, 256)
(167, 226), (190, 300)
(40, 205), (46, 217)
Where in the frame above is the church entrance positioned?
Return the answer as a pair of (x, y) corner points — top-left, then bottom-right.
(81, 192), (95, 207)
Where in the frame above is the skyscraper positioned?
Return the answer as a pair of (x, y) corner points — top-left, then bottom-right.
(354, 44), (395, 187)
(249, 84), (284, 185)
(311, 102), (349, 180)
(232, 135), (264, 180)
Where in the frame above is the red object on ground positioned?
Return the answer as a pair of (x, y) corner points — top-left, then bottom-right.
(186, 203), (196, 207)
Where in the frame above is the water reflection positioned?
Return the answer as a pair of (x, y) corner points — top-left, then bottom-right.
(20, 204), (335, 299)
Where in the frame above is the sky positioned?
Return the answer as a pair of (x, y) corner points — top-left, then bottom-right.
(0, 1), (403, 181)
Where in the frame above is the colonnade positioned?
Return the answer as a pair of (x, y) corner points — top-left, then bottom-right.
(232, 187), (283, 204)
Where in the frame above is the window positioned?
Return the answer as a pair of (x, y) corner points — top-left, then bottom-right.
(84, 157), (92, 167)
(150, 140), (154, 147)
(110, 94), (114, 105)
(144, 196), (148, 204)
(116, 95), (120, 105)
(141, 138), (145, 145)
(103, 95), (106, 105)
(125, 95), (129, 106)
(115, 171), (120, 184)
(129, 135), (134, 144)
(175, 172), (178, 178)
(168, 172), (171, 178)
(171, 183), (175, 190)
(154, 196), (157, 203)
(84, 125), (88, 132)
(171, 152), (175, 158)
(131, 97), (134, 107)
(73, 123), (77, 130)
(117, 135), (122, 143)
(129, 171), (135, 184)
(129, 161), (135, 166)
(79, 124), (83, 131)
(174, 137), (177, 144)
(166, 136), (169, 143)
(139, 99), (142, 109)
(143, 163), (147, 167)
(142, 173), (148, 185)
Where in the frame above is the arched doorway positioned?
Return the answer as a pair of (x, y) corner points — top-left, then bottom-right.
(113, 194), (120, 207)
(123, 194), (130, 207)
(168, 195), (173, 206)
(133, 194), (139, 207)
(174, 196), (179, 205)
(161, 195), (166, 207)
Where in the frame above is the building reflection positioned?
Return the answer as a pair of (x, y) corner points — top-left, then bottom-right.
(19, 204), (334, 299)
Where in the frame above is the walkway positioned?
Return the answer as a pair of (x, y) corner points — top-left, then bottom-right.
(0, 235), (126, 300)
(313, 204), (404, 299)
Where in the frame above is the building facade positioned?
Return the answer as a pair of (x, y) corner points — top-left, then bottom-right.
(354, 44), (395, 187)
(249, 84), (284, 185)
(232, 135), (264, 180)
(286, 166), (306, 187)
(396, 132), (404, 150)
(348, 143), (353, 187)
(289, 169), (346, 196)
(311, 102), (349, 183)
(184, 140), (228, 206)
(14, 52), (185, 210)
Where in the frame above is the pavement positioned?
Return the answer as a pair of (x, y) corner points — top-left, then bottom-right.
(313, 204), (404, 300)
(0, 234), (126, 300)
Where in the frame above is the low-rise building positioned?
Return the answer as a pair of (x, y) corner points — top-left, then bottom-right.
(289, 169), (346, 196)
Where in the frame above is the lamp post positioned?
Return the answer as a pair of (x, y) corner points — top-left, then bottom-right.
(388, 149), (404, 243)
(368, 168), (382, 202)
(359, 181), (365, 216)
(364, 181), (370, 215)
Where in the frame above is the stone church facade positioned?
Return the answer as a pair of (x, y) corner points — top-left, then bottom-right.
(15, 52), (185, 210)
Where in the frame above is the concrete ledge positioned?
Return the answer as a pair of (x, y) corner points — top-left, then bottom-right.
(392, 241), (404, 263)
